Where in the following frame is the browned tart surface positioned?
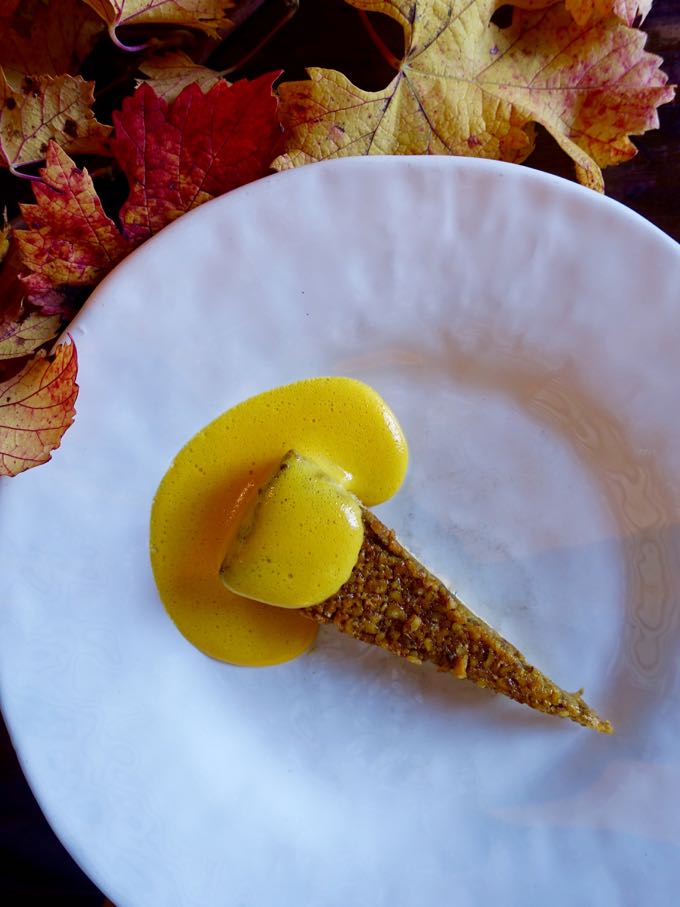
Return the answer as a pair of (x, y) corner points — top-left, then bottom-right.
(304, 511), (612, 733)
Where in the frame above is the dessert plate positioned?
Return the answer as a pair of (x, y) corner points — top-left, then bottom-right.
(1, 157), (680, 905)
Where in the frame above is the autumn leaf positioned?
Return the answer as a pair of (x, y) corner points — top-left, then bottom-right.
(0, 223), (9, 265)
(0, 311), (61, 360)
(274, 0), (674, 191)
(113, 74), (282, 243)
(82, 0), (234, 47)
(16, 141), (131, 294)
(0, 0), (104, 88)
(23, 287), (87, 318)
(0, 227), (24, 332)
(0, 70), (111, 172)
(566, 1), (652, 27)
(1, 217), (83, 321)
(513, 1), (653, 27)
(138, 51), (225, 102)
(14, 76), (281, 299)
(0, 337), (78, 476)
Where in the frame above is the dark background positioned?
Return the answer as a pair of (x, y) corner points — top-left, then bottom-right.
(2, 0), (678, 903)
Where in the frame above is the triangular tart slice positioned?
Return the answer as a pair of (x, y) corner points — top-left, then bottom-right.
(304, 510), (612, 734)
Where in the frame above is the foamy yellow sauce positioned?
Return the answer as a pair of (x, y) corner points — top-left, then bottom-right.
(150, 377), (408, 666)
(220, 450), (365, 607)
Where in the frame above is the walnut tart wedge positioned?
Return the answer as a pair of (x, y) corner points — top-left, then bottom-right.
(305, 510), (612, 734)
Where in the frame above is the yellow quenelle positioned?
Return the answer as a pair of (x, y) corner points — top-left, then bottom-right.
(150, 377), (408, 666)
(220, 450), (364, 607)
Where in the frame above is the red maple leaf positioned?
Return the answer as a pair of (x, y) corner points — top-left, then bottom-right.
(17, 74), (283, 285)
(7, 74), (284, 473)
(113, 73), (283, 243)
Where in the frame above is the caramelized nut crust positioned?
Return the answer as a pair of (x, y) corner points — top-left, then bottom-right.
(305, 511), (612, 733)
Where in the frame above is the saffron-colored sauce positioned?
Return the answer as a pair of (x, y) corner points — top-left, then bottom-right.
(150, 377), (408, 666)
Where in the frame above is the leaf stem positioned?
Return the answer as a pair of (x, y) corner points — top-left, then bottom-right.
(8, 166), (41, 182)
(109, 23), (148, 54)
(358, 10), (401, 72)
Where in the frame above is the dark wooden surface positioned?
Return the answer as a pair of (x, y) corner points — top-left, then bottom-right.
(1, 1), (678, 903)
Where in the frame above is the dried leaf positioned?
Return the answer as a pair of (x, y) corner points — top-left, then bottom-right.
(16, 142), (130, 293)
(0, 223), (9, 265)
(138, 51), (225, 102)
(567, 1), (652, 25)
(0, 228), (23, 329)
(274, 0), (674, 191)
(0, 311), (61, 360)
(0, 0), (104, 88)
(0, 337), (78, 476)
(24, 286), (85, 318)
(2, 220), (73, 329)
(513, 1), (653, 27)
(82, 0), (234, 45)
(113, 74), (282, 243)
(0, 70), (111, 172)
(15, 77), (280, 309)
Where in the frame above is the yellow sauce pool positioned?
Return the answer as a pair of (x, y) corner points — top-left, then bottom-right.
(150, 377), (408, 666)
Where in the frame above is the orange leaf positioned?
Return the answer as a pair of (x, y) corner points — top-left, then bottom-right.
(275, 0), (674, 191)
(0, 312), (62, 360)
(82, 0), (234, 47)
(0, 70), (111, 172)
(138, 51), (225, 102)
(0, 337), (78, 477)
(16, 142), (131, 294)
(0, 0), (104, 87)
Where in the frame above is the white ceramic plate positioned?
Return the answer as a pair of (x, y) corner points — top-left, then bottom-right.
(2, 157), (680, 905)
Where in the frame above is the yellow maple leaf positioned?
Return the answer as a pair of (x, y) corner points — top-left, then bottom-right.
(513, 1), (652, 27)
(0, 338), (78, 477)
(82, 0), (234, 47)
(0, 70), (111, 173)
(0, 312), (62, 360)
(574, 0), (653, 25)
(138, 51), (225, 102)
(274, 0), (673, 191)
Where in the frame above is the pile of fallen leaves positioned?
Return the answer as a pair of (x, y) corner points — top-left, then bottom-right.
(0, 0), (674, 476)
